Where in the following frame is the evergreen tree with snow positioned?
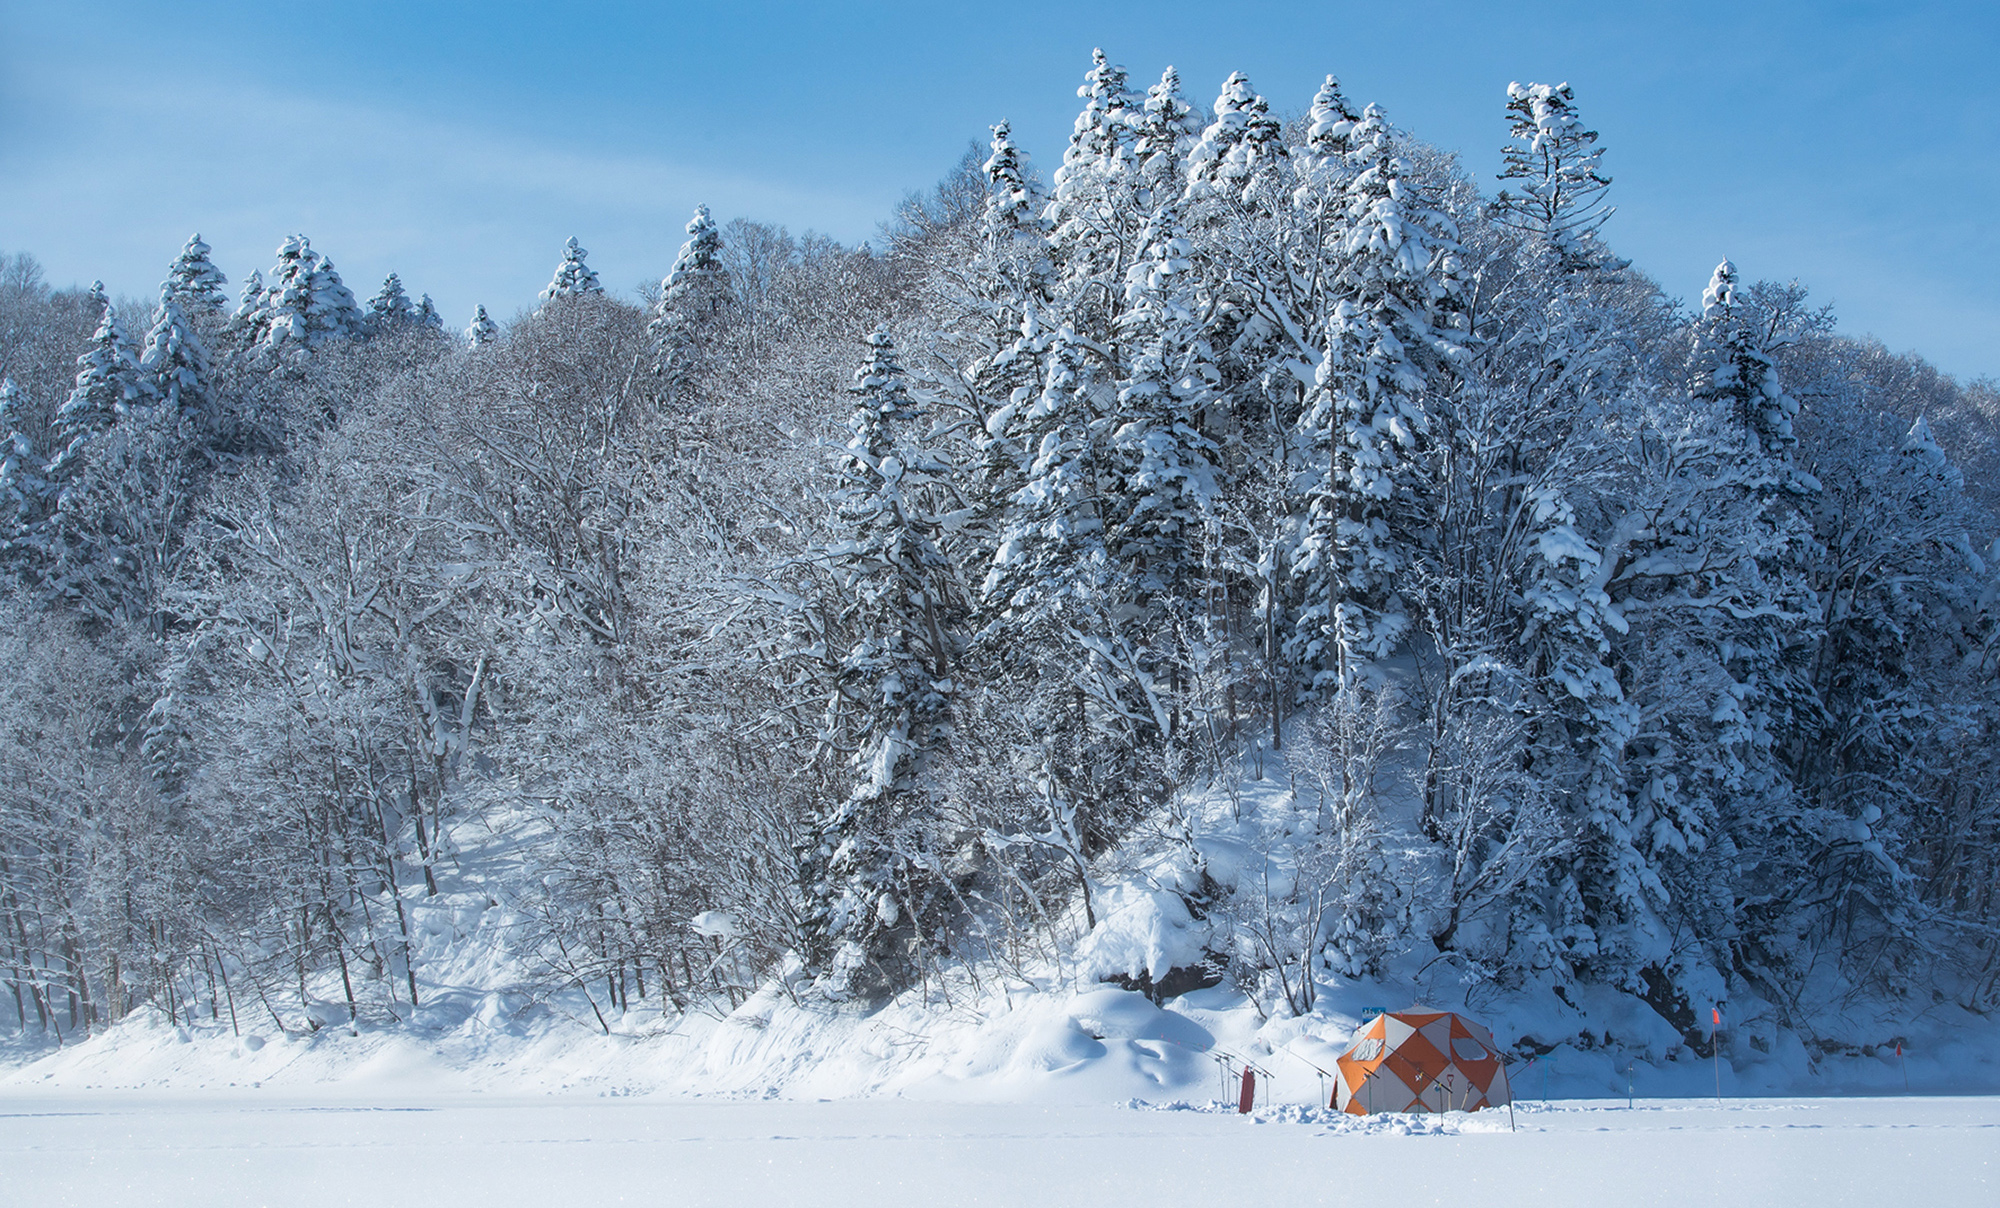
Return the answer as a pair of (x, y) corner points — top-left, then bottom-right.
(1554, 268), (1822, 1001)
(235, 235), (360, 350)
(414, 294), (444, 334)
(1493, 82), (1622, 274)
(465, 304), (499, 349)
(41, 405), (187, 628)
(977, 323), (1166, 824)
(305, 256), (364, 344)
(1303, 75), (1360, 168)
(242, 235), (314, 346)
(981, 328), (1109, 626)
(1133, 68), (1202, 206)
(540, 236), (603, 303)
(973, 120), (1053, 335)
(1063, 48), (1136, 175)
(1184, 72), (1288, 208)
(1291, 104), (1467, 688)
(365, 273), (416, 336)
(164, 233), (230, 323)
(140, 284), (211, 429)
(1694, 260), (1802, 464)
(966, 121), (1055, 433)
(1043, 49), (1141, 336)
(229, 269), (264, 333)
(40, 289), (191, 626)
(648, 207), (729, 408)
(1794, 413), (1980, 938)
(1107, 198), (1223, 662)
(50, 283), (152, 477)
(801, 328), (958, 996)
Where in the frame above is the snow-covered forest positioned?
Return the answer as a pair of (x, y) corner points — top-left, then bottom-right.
(2, 54), (1996, 1064)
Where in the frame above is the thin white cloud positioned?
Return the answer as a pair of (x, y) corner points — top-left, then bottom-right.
(0, 59), (891, 326)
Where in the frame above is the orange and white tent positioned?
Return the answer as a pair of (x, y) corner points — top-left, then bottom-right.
(1331, 1009), (1511, 1115)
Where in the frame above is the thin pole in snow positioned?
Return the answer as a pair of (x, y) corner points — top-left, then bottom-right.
(1711, 1006), (1723, 1106)
(1626, 1061), (1634, 1110)
(1898, 1041), (1909, 1093)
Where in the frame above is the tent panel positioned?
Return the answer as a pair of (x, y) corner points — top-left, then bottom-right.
(1416, 1018), (1456, 1054)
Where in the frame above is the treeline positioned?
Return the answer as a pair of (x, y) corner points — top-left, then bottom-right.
(0, 53), (1996, 1046)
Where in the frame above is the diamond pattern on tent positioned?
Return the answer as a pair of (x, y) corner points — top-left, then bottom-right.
(1331, 1008), (1513, 1116)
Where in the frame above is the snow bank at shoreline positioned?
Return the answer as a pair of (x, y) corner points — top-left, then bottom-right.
(6, 972), (1996, 1104)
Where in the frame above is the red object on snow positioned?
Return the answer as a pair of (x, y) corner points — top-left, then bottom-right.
(1712, 1006), (1722, 1027)
(1238, 1068), (1256, 1114)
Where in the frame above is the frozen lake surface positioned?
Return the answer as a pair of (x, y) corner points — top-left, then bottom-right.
(1, 1091), (1991, 1206)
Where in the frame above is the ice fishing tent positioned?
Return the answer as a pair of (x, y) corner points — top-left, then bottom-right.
(1332, 1009), (1511, 1114)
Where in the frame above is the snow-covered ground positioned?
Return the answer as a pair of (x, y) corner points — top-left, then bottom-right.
(1, 1089), (1990, 1206)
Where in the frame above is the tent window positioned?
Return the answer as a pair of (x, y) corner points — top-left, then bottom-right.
(1451, 1037), (1489, 1062)
(1352, 1038), (1384, 1061)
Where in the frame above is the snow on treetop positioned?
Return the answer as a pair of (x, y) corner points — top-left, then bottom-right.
(541, 236), (604, 302)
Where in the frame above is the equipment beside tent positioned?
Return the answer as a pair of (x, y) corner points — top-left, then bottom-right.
(1331, 1009), (1511, 1115)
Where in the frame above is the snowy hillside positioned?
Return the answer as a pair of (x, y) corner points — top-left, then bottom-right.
(6, 752), (1994, 1104)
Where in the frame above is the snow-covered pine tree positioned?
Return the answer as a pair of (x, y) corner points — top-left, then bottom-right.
(801, 328), (958, 996)
(963, 119), (1056, 468)
(974, 121), (1053, 327)
(235, 235), (360, 349)
(1043, 49), (1140, 340)
(1493, 82), (1621, 274)
(414, 294), (444, 334)
(540, 236), (603, 303)
(1133, 68), (1202, 208)
(1303, 75), (1360, 170)
(243, 235), (314, 346)
(465, 304), (499, 348)
(666, 206), (727, 311)
(978, 322), (1172, 832)
(305, 256), (364, 344)
(981, 328), (1109, 627)
(365, 273), (416, 336)
(1060, 49), (1137, 182)
(1106, 195), (1223, 713)
(164, 233), (230, 323)
(1291, 104), (1467, 689)
(1424, 75), (1654, 979)
(1694, 260), (1803, 466)
(228, 269), (264, 335)
(140, 283), (211, 429)
(1184, 72), (1288, 208)
(1511, 475), (1634, 951)
(50, 283), (153, 478)
(43, 405), (185, 628)
(647, 206), (729, 408)
(953, 120), (1059, 603)
(1471, 77), (1640, 442)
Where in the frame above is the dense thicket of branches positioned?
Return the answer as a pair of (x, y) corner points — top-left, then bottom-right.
(1, 58), (1995, 1045)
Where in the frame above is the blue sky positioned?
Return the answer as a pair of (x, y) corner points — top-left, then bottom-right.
(3, 1), (1996, 380)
